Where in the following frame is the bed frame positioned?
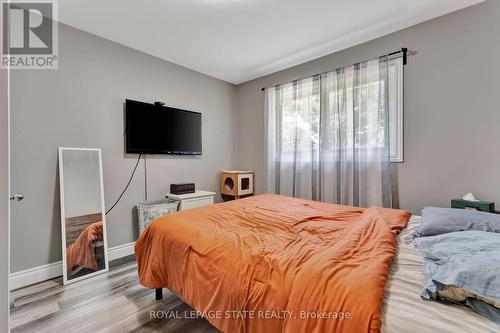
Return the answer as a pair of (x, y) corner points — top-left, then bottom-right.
(155, 288), (163, 300)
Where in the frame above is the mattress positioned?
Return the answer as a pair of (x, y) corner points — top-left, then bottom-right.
(381, 216), (500, 332)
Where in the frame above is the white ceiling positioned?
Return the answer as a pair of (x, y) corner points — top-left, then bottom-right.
(59, 0), (484, 84)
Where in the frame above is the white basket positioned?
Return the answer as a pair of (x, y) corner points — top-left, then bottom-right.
(137, 199), (179, 234)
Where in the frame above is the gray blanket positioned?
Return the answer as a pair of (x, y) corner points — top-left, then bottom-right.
(414, 230), (500, 323)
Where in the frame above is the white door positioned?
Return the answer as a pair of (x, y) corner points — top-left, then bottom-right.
(1, 63), (10, 331)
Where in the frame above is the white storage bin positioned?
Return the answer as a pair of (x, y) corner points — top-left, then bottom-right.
(136, 199), (179, 234)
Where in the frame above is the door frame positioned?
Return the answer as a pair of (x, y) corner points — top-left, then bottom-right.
(1, 57), (11, 331)
(1, 0), (11, 327)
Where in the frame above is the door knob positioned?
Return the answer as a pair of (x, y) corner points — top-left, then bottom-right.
(9, 193), (24, 201)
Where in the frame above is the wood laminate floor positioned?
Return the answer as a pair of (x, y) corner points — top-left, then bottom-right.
(10, 257), (220, 333)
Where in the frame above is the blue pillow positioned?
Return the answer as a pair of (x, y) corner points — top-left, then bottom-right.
(418, 207), (500, 236)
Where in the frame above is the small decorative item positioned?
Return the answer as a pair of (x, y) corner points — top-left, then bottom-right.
(221, 170), (254, 199)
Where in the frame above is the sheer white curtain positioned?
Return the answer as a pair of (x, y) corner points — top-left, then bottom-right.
(266, 56), (394, 208)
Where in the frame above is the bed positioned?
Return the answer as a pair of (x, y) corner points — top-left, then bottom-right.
(135, 194), (500, 333)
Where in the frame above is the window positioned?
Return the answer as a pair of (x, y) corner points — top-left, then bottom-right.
(268, 57), (403, 163)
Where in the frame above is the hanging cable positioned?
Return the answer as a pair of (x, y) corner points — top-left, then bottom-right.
(105, 154), (142, 215)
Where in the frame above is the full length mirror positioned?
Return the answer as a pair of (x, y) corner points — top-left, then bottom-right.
(58, 148), (109, 284)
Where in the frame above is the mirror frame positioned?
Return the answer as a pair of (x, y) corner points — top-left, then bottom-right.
(58, 147), (109, 285)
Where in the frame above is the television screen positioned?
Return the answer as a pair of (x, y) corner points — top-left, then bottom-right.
(125, 99), (202, 155)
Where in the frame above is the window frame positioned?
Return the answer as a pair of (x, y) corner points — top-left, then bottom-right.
(388, 57), (404, 163)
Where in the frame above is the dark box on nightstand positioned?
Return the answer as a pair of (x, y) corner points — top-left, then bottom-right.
(170, 183), (195, 195)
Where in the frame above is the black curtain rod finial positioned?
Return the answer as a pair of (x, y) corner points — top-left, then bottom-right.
(402, 47), (408, 65)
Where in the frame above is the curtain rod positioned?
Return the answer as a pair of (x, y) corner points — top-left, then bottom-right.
(260, 47), (408, 92)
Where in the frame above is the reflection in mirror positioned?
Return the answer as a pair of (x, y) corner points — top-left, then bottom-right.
(58, 148), (109, 284)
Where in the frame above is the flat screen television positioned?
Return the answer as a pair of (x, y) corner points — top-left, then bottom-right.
(125, 99), (202, 155)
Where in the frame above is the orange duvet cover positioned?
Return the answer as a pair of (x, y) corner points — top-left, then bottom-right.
(66, 221), (103, 271)
(135, 194), (410, 333)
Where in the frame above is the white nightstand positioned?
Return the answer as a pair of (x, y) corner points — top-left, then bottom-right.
(165, 190), (216, 211)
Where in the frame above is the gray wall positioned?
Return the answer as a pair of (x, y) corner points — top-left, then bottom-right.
(235, 0), (500, 214)
(1, 63), (10, 331)
(10, 23), (236, 273)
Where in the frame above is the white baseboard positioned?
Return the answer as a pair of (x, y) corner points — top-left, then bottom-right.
(108, 241), (136, 261)
(10, 241), (136, 291)
(10, 261), (63, 291)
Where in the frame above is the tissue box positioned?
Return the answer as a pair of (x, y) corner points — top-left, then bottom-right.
(451, 199), (495, 212)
